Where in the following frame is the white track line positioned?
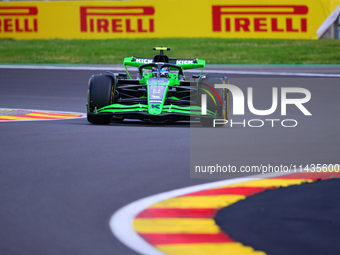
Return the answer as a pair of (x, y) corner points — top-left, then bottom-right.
(0, 65), (125, 71)
(0, 65), (340, 77)
(193, 69), (340, 77)
(0, 108), (86, 122)
(110, 171), (294, 255)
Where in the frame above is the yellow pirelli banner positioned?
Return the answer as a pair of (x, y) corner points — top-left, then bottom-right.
(0, 0), (339, 39)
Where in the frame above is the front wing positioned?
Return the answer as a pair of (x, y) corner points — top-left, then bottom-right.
(88, 104), (218, 122)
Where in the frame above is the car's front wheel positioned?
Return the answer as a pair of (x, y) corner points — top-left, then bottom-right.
(87, 74), (115, 125)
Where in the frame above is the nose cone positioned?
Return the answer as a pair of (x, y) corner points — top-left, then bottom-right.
(148, 103), (162, 115)
(147, 78), (169, 115)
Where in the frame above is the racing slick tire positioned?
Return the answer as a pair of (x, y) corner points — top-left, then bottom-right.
(199, 76), (227, 128)
(87, 74), (115, 125)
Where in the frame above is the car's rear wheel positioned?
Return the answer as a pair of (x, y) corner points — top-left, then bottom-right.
(198, 76), (228, 127)
(87, 74), (115, 125)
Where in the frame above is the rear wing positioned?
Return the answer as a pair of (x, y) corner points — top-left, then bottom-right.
(123, 57), (205, 79)
(124, 57), (205, 67)
(124, 57), (205, 69)
(123, 46), (205, 79)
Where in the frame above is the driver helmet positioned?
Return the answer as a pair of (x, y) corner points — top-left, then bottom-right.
(152, 67), (158, 77)
(160, 67), (170, 78)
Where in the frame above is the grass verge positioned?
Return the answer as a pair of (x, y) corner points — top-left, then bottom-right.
(0, 38), (339, 64)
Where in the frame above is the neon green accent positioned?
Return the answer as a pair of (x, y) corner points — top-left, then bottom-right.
(123, 56), (142, 68)
(201, 88), (217, 106)
(162, 105), (201, 111)
(99, 108), (144, 113)
(149, 103), (162, 115)
(93, 50), (218, 118)
(162, 105), (215, 115)
(124, 65), (132, 80)
(154, 47), (169, 51)
(123, 57), (133, 79)
(98, 104), (148, 113)
(200, 65), (205, 75)
(140, 72), (155, 84)
(101, 104), (148, 109)
(147, 80), (169, 115)
(123, 55), (206, 71)
(161, 108), (214, 115)
(95, 103), (216, 116)
(178, 59), (205, 70)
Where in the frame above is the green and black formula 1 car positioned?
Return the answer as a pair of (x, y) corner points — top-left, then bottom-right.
(86, 47), (229, 127)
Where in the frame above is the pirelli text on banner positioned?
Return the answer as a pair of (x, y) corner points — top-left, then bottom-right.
(1, 0), (340, 39)
(0, 6), (38, 34)
(80, 6), (155, 34)
(212, 5), (308, 34)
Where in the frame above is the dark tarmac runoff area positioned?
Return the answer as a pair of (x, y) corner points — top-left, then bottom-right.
(0, 65), (339, 255)
(215, 178), (340, 255)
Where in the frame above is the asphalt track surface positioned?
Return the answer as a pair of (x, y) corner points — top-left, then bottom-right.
(216, 178), (340, 255)
(0, 66), (339, 255)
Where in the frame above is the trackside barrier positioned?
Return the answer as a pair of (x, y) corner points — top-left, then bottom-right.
(0, 0), (339, 39)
